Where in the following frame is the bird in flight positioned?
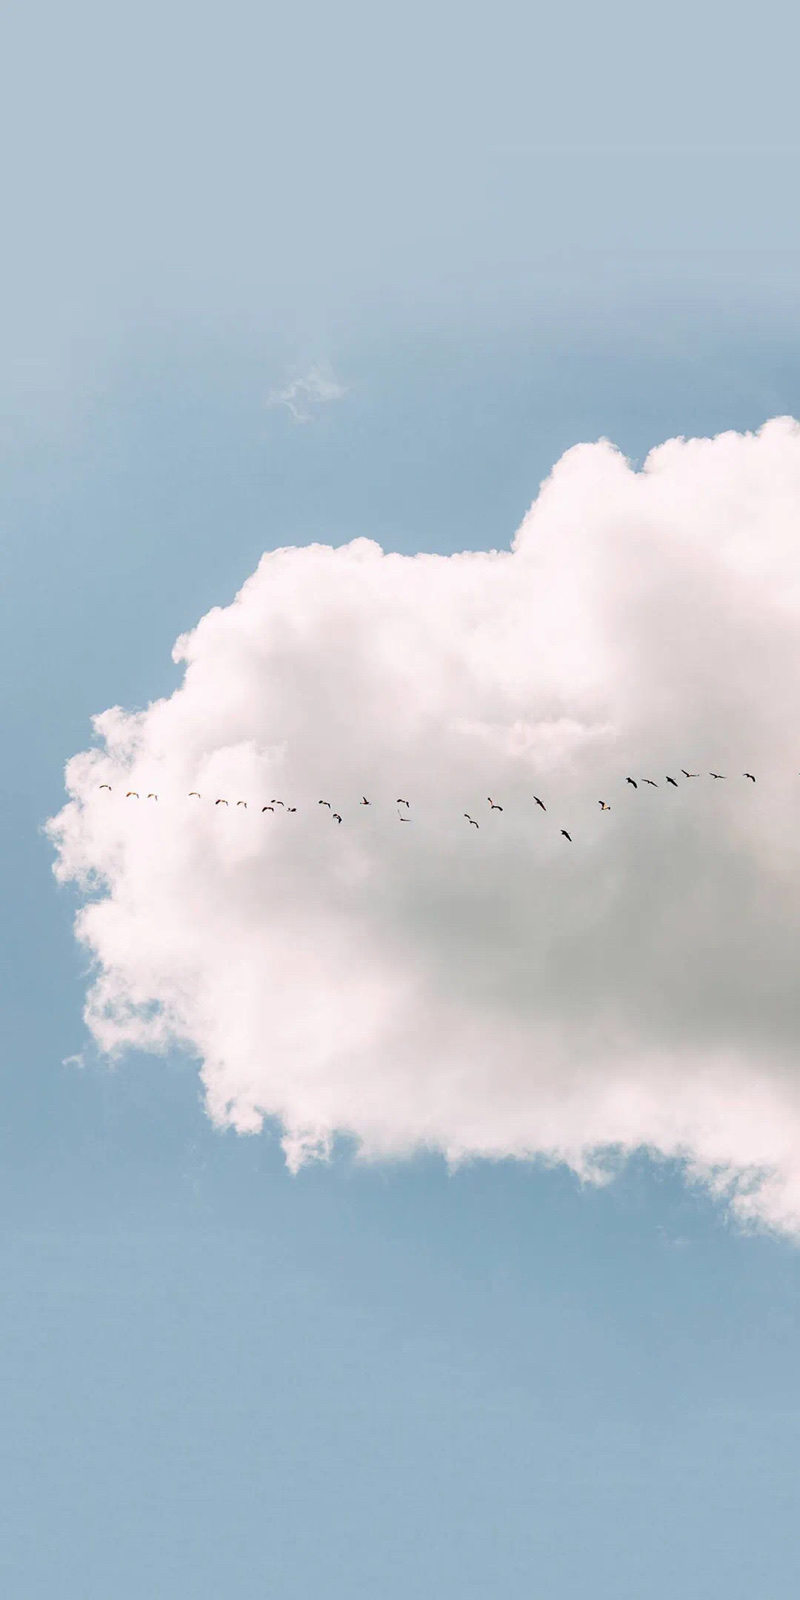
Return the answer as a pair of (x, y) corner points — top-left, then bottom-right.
(262, 805), (274, 812)
(665, 776), (678, 787)
(287, 806), (297, 812)
(626, 778), (637, 788)
(465, 814), (479, 828)
(598, 801), (610, 810)
(360, 796), (371, 806)
(147, 793), (158, 801)
(215, 798), (228, 806)
(488, 798), (503, 810)
(237, 801), (247, 808)
(681, 770), (699, 778)
(744, 772), (756, 782)
(533, 795), (546, 811)
(642, 779), (658, 787)
(318, 800), (331, 808)
(561, 829), (572, 841)
(709, 772), (726, 779)
(126, 791), (139, 799)
(333, 813), (342, 824)
(99, 784), (112, 791)
(188, 791), (201, 798)
(397, 798), (410, 808)
(398, 812), (409, 822)
(272, 800), (285, 807)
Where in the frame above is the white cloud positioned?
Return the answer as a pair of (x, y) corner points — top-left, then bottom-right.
(47, 418), (800, 1233)
(266, 364), (348, 422)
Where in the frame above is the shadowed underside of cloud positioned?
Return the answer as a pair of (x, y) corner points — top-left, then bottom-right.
(48, 418), (800, 1232)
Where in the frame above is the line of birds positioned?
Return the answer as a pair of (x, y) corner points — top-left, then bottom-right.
(95, 770), (765, 842)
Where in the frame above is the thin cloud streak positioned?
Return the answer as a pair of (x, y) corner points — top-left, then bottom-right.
(266, 364), (348, 423)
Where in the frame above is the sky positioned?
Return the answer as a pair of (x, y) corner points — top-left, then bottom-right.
(3, 0), (800, 1595)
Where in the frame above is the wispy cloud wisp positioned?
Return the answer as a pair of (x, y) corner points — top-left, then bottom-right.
(266, 364), (348, 422)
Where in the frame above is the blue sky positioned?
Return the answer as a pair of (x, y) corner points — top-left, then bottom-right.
(3, 0), (800, 1594)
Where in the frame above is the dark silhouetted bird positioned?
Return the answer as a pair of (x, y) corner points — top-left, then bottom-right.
(333, 813), (342, 823)
(287, 806), (297, 812)
(666, 776), (678, 787)
(262, 805), (274, 812)
(744, 773), (756, 782)
(681, 770), (699, 778)
(272, 799), (285, 807)
(710, 772), (726, 779)
(642, 779), (658, 787)
(533, 796), (546, 811)
(215, 799), (228, 806)
(626, 778), (637, 788)
(598, 801), (610, 810)
(360, 796), (371, 806)
(126, 791), (139, 798)
(99, 784), (112, 791)
(189, 791), (201, 797)
(237, 801), (247, 807)
(147, 793), (158, 800)
(397, 799), (410, 808)
(561, 829), (572, 841)
(488, 798), (503, 810)
(319, 800), (331, 807)
(465, 814), (479, 828)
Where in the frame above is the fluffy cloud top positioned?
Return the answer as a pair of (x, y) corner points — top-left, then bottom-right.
(48, 419), (800, 1231)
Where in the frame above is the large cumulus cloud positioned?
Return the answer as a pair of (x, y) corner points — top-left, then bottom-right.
(48, 418), (800, 1230)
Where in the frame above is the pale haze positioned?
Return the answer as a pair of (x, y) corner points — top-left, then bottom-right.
(50, 417), (800, 1230)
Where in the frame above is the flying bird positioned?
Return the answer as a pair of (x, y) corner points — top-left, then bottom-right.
(710, 772), (726, 779)
(262, 805), (274, 812)
(272, 800), (285, 807)
(398, 812), (409, 822)
(488, 798), (503, 810)
(533, 796), (546, 811)
(188, 791), (201, 798)
(465, 814), (479, 828)
(318, 800), (331, 807)
(681, 770), (699, 778)
(147, 793), (158, 800)
(237, 801), (247, 808)
(397, 799), (410, 808)
(598, 801), (610, 810)
(215, 799), (228, 806)
(642, 779), (658, 787)
(333, 813), (342, 824)
(287, 806), (297, 812)
(744, 772), (756, 782)
(665, 776), (678, 787)
(126, 791), (139, 799)
(625, 778), (637, 788)
(99, 784), (112, 791)
(360, 797), (371, 806)
(561, 829), (572, 841)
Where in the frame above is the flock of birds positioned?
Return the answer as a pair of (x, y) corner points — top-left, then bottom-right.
(95, 768), (763, 843)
